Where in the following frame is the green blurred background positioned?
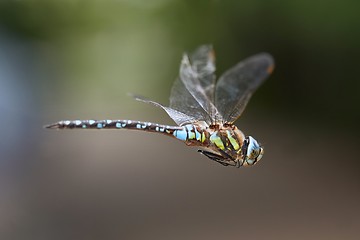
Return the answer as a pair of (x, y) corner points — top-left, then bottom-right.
(0, 0), (359, 239)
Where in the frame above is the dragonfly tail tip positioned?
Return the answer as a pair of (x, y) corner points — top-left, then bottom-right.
(44, 123), (60, 129)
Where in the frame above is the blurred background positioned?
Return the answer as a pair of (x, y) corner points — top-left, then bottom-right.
(0, 0), (359, 239)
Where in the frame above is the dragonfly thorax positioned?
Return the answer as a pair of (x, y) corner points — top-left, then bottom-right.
(180, 122), (263, 167)
(207, 124), (245, 152)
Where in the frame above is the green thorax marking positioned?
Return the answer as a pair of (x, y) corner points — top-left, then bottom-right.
(207, 125), (244, 153)
(226, 130), (240, 151)
(209, 131), (225, 150)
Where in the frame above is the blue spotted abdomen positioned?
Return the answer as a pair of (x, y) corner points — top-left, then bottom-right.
(172, 124), (208, 145)
(46, 119), (210, 146)
(45, 119), (182, 134)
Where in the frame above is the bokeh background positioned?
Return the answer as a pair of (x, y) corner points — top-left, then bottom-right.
(0, 0), (359, 239)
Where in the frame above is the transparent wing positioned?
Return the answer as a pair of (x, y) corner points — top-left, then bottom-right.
(170, 45), (223, 124)
(215, 53), (274, 124)
(169, 78), (213, 125)
(131, 94), (196, 126)
(189, 44), (216, 101)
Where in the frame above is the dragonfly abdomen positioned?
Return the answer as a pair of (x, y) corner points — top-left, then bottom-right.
(45, 119), (183, 135)
(172, 124), (207, 144)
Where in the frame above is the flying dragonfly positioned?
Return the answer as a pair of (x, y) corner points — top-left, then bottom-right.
(46, 45), (274, 168)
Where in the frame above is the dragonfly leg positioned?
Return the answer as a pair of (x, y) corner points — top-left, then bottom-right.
(197, 150), (230, 166)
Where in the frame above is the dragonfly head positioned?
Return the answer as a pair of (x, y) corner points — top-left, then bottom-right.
(241, 136), (264, 166)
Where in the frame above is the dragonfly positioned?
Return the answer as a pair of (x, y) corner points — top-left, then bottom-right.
(46, 45), (274, 168)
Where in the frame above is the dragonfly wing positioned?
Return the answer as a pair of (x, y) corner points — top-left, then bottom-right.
(132, 94), (196, 126)
(169, 77), (215, 125)
(171, 45), (223, 124)
(189, 44), (216, 101)
(215, 53), (274, 124)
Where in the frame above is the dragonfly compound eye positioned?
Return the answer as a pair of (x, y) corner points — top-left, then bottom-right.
(243, 136), (263, 166)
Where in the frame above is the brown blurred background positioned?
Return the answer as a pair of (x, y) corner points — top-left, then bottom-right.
(0, 0), (359, 239)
